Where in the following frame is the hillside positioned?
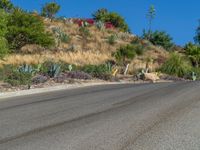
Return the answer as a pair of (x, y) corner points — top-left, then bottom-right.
(0, 17), (168, 74)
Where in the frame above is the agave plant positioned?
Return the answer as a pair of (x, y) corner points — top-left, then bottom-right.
(18, 64), (34, 74)
(48, 63), (61, 78)
(95, 21), (105, 31)
(52, 27), (71, 46)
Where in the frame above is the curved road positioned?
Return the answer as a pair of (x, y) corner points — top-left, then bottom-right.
(0, 82), (200, 150)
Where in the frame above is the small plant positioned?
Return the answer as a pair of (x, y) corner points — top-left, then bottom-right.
(79, 27), (91, 37)
(95, 21), (105, 30)
(107, 34), (117, 45)
(52, 27), (71, 46)
(41, 61), (61, 78)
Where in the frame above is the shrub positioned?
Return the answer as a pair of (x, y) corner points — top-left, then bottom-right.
(6, 9), (55, 50)
(184, 42), (200, 67)
(40, 61), (61, 78)
(52, 27), (71, 46)
(107, 35), (117, 45)
(113, 44), (136, 65)
(93, 8), (129, 32)
(130, 40), (145, 55)
(142, 30), (174, 50)
(41, 2), (60, 21)
(79, 27), (91, 37)
(4, 69), (32, 86)
(160, 53), (191, 77)
(82, 64), (112, 79)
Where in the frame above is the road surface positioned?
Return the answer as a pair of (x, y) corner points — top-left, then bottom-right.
(0, 82), (200, 150)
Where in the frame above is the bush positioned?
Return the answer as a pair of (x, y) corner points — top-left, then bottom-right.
(6, 9), (55, 50)
(113, 44), (136, 65)
(79, 27), (91, 37)
(142, 30), (174, 50)
(93, 8), (129, 32)
(82, 64), (112, 79)
(4, 70), (32, 86)
(130, 40), (145, 55)
(52, 27), (71, 46)
(160, 53), (191, 77)
(40, 61), (61, 78)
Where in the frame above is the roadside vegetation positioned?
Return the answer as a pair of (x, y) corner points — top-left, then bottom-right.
(0, 1), (200, 90)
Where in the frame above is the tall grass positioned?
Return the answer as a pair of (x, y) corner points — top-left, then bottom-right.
(160, 53), (191, 77)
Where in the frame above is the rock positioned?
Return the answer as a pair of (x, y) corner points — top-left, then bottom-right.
(144, 73), (159, 82)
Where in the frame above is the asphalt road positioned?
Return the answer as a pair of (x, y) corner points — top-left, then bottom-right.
(1, 82), (200, 150)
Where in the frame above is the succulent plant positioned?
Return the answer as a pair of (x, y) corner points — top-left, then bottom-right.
(48, 63), (61, 78)
(95, 21), (105, 31)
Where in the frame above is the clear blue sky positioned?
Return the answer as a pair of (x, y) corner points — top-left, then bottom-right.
(12, 0), (199, 46)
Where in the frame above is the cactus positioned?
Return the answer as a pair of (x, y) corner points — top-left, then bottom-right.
(18, 64), (33, 74)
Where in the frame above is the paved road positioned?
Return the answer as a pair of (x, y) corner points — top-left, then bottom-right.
(0, 82), (200, 150)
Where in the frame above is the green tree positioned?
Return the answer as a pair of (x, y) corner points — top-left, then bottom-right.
(184, 42), (200, 67)
(142, 30), (174, 50)
(0, 0), (13, 12)
(6, 9), (54, 50)
(93, 8), (129, 32)
(41, 2), (60, 21)
(0, 9), (9, 58)
(194, 20), (200, 44)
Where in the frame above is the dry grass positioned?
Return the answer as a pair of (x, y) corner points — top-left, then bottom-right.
(0, 51), (112, 66)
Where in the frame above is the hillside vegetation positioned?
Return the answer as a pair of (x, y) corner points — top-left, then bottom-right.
(0, 1), (200, 88)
